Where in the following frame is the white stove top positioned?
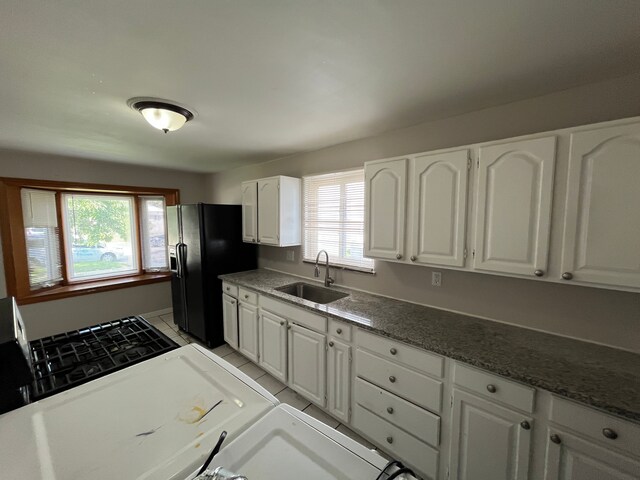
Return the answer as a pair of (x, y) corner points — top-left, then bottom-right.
(0, 345), (277, 480)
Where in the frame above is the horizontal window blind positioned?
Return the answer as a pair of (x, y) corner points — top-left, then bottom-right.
(303, 170), (374, 271)
(21, 189), (63, 290)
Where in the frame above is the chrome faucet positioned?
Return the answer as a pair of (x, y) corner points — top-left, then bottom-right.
(314, 250), (335, 287)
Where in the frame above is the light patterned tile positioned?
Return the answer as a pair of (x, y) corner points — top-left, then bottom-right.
(159, 313), (174, 324)
(145, 316), (165, 326)
(302, 404), (340, 429)
(238, 362), (266, 380)
(210, 344), (234, 358)
(255, 374), (287, 396)
(223, 352), (250, 368)
(276, 388), (311, 411)
(173, 335), (189, 346)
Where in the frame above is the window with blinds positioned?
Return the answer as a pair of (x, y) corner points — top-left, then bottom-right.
(21, 189), (63, 290)
(303, 170), (374, 272)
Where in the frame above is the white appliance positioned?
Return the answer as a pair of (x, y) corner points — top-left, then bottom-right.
(0, 345), (278, 480)
(192, 404), (416, 480)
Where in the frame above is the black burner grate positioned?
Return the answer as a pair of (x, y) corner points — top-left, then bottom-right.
(29, 316), (178, 400)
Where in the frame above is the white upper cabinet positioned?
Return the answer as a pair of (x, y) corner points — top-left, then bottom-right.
(560, 122), (640, 289)
(240, 181), (258, 243)
(410, 149), (470, 267)
(473, 136), (556, 277)
(242, 175), (301, 247)
(364, 158), (407, 261)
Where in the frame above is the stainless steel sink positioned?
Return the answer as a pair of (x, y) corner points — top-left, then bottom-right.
(275, 282), (349, 304)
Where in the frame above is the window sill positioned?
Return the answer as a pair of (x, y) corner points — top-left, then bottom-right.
(16, 272), (171, 305)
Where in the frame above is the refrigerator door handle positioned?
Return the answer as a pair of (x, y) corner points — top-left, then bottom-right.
(178, 243), (187, 279)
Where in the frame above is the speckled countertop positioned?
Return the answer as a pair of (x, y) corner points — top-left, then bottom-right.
(219, 269), (640, 422)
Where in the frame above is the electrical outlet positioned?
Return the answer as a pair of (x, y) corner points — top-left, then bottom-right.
(286, 250), (295, 262)
(432, 271), (442, 287)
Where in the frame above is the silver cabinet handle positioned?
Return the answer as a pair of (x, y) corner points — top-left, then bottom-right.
(602, 428), (618, 440)
(534, 270), (544, 277)
(336, 328), (342, 334)
(520, 420), (531, 430)
(389, 375), (396, 383)
(280, 321), (285, 326)
(329, 341), (334, 347)
(244, 294), (249, 299)
(231, 300), (236, 305)
(486, 384), (497, 393)
(562, 272), (573, 280)
(550, 434), (561, 444)
(387, 407), (394, 414)
(386, 436), (393, 444)
(410, 256), (416, 261)
(396, 253), (402, 260)
(226, 286), (230, 291)
(287, 325), (291, 330)
(390, 348), (397, 355)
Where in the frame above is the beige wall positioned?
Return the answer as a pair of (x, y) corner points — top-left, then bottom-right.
(0, 149), (208, 339)
(207, 73), (640, 352)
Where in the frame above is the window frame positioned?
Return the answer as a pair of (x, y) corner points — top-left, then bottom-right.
(302, 169), (375, 274)
(0, 177), (178, 305)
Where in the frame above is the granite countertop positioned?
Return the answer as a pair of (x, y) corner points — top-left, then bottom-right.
(219, 269), (640, 422)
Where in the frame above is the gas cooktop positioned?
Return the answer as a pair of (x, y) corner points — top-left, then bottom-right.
(29, 316), (178, 400)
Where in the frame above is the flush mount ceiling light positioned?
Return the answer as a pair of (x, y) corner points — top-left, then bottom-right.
(128, 98), (195, 133)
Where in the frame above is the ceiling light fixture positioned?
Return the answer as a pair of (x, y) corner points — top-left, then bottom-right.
(129, 98), (194, 133)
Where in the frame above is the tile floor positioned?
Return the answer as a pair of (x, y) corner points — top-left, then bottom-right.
(143, 311), (382, 454)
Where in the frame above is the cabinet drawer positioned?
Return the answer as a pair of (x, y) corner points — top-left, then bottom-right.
(238, 287), (258, 305)
(260, 296), (327, 333)
(356, 349), (443, 413)
(329, 319), (352, 342)
(354, 377), (440, 448)
(352, 404), (439, 479)
(550, 396), (640, 458)
(453, 362), (535, 413)
(356, 329), (444, 378)
(222, 282), (238, 298)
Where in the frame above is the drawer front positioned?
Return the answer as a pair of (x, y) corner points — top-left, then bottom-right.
(356, 329), (444, 378)
(550, 396), (640, 458)
(356, 349), (443, 413)
(260, 296), (327, 333)
(354, 377), (440, 447)
(453, 362), (535, 413)
(238, 287), (258, 305)
(222, 282), (238, 298)
(352, 404), (439, 480)
(329, 319), (352, 342)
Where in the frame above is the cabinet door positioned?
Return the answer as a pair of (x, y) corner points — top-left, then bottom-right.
(238, 302), (259, 362)
(259, 309), (287, 383)
(222, 293), (238, 350)
(450, 388), (532, 480)
(288, 323), (326, 407)
(327, 337), (351, 423)
(474, 136), (556, 277)
(257, 177), (280, 245)
(560, 122), (640, 289)
(411, 149), (470, 267)
(241, 181), (258, 243)
(544, 429), (640, 480)
(365, 158), (407, 260)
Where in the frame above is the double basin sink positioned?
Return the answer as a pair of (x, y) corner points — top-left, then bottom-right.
(275, 282), (349, 305)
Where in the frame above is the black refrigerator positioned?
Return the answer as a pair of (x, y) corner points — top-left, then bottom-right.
(167, 204), (257, 347)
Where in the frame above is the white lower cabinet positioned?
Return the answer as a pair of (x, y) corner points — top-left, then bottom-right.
(221, 293), (238, 350)
(237, 302), (259, 362)
(288, 323), (327, 407)
(449, 388), (533, 480)
(543, 429), (640, 480)
(258, 309), (287, 383)
(327, 337), (351, 423)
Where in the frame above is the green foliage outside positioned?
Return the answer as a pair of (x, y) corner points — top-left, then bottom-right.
(67, 196), (130, 245)
(73, 261), (127, 273)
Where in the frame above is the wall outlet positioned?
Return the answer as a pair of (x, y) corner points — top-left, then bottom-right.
(286, 250), (295, 262)
(432, 271), (442, 287)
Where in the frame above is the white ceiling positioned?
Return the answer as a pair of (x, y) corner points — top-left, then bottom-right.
(1, 1), (639, 173)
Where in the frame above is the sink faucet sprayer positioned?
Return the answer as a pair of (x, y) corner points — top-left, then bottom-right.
(314, 250), (335, 287)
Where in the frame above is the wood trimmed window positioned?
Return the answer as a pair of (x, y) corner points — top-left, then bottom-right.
(0, 177), (179, 305)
